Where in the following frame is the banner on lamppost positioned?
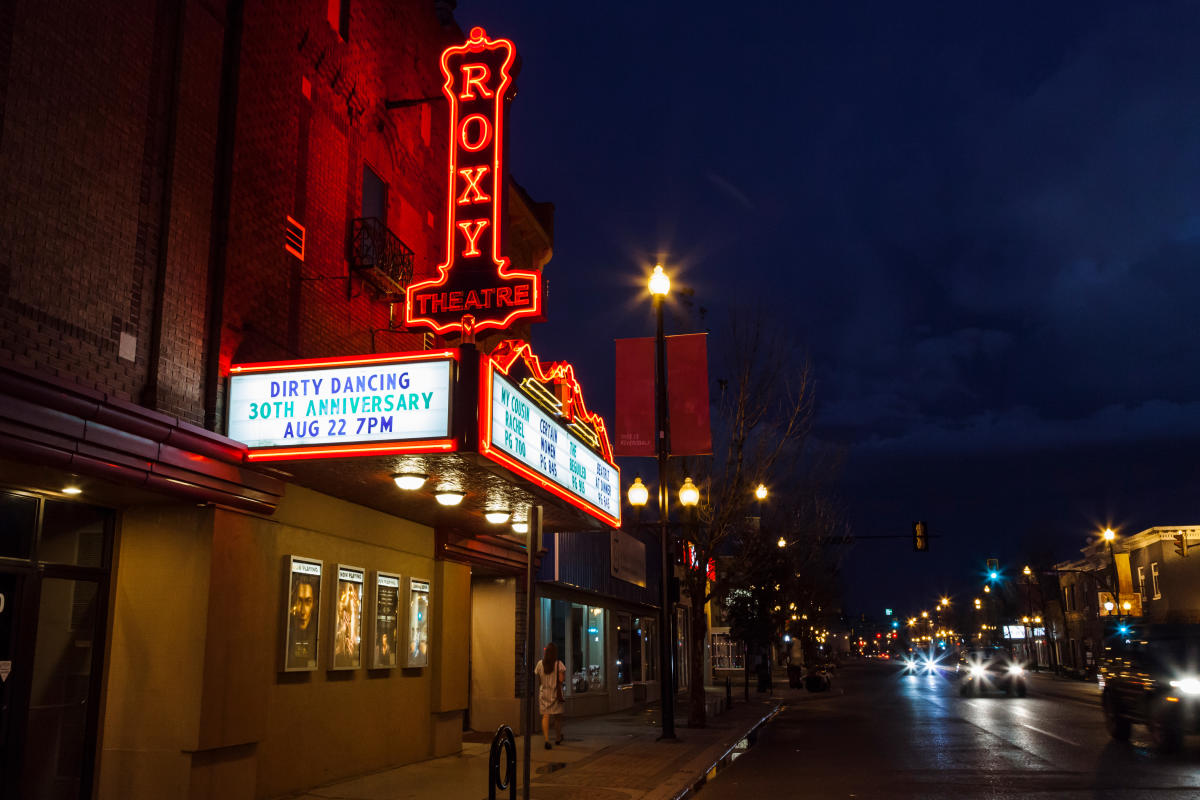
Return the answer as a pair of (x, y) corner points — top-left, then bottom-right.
(614, 334), (711, 458)
(614, 337), (655, 457)
(666, 333), (712, 456)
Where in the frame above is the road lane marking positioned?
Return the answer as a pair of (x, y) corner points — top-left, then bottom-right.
(1019, 722), (1079, 747)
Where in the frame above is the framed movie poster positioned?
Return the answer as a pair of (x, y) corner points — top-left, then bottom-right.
(406, 577), (431, 668)
(331, 564), (365, 670)
(372, 571), (401, 669)
(283, 556), (322, 672)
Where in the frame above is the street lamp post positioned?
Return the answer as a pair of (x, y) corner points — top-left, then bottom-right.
(650, 264), (676, 740)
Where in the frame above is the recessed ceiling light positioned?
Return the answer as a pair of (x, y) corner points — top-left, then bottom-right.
(511, 521), (529, 534)
(484, 510), (511, 524)
(62, 486), (82, 495)
(393, 473), (427, 491)
(434, 490), (465, 506)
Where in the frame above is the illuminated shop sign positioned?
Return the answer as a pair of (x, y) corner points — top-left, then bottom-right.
(405, 26), (541, 334)
(480, 341), (620, 527)
(227, 351), (456, 461)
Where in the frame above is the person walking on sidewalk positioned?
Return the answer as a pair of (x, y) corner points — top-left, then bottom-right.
(535, 642), (567, 749)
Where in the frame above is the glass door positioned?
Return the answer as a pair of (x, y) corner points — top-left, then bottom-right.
(0, 489), (111, 800)
(0, 569), (31, 800)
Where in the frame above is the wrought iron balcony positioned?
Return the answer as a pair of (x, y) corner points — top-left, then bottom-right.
(350, 217), (414, 299)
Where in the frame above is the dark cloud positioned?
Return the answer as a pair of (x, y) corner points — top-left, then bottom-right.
(462, 0), (1200, 614)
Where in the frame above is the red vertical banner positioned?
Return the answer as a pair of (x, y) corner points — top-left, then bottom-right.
(667, 333), (712, 456)
(614, 337), (655, 457)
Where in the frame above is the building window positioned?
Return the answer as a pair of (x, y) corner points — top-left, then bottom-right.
(616, 613), (632, 686)
(711, 632), (743, 669)
(1151, 562), (1161, 599)
(327, 0), (349, 40)
(363, 165), (386, 222)
(1137, 566), (1145, 601)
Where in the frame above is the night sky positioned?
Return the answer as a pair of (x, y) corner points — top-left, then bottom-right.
(462, 1), (1200, 618)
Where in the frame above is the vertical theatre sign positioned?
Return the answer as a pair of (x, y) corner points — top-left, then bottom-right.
(406, 27), (540, 334)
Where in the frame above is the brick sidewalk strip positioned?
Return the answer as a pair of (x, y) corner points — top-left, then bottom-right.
(277, 684), (818, 800)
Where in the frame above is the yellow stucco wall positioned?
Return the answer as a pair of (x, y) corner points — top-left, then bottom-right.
(97, 484), (470, 800)
(468, 576), (520, 733)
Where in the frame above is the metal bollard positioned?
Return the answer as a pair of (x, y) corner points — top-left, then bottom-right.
(488, 724), (517, 800)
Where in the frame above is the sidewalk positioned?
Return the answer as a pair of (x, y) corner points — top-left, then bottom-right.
(277, 685), (805, 800)
(1026, 669), (1101, 705)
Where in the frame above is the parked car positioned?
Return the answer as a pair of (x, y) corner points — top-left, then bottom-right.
(1100, 622), (1200, 751)
(958, 647), (1027, 697)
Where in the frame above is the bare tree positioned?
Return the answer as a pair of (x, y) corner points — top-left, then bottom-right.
(675, 308), (832, 728)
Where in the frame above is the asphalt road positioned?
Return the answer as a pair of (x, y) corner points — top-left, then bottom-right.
(701, 662), (1200, 799)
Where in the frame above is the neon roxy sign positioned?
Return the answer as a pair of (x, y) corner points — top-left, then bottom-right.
(405, 27), (541, 335)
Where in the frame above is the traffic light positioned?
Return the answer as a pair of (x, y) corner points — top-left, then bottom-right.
(913, 521), (929, 552)
(1174, 531), (1188, 558)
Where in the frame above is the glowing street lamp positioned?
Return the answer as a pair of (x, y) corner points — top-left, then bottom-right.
(755, 483), (768, 501)
(649, 263), (671, 297)
(678, 477), (700, 507)
(627, 476), (649, 508)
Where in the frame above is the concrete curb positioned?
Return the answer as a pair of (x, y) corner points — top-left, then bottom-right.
(671, 702), (785, 800)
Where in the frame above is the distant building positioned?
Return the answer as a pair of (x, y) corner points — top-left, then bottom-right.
(1053, 526), (1200, 677)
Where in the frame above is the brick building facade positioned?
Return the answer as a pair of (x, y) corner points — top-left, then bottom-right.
(0, 2), (571, 798)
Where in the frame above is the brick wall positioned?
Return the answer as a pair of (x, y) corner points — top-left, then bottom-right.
(1, 0), (552, 431)
(0, 0), (164, 403)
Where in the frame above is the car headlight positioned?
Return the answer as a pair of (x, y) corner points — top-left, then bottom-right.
(969, 665), (986, 678)
(903, 659), (915, 670)
(1169, 677), (1200, 695)
(1008, 664), (1024, 676)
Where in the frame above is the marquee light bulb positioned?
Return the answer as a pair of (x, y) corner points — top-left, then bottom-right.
(393, 473), (427, 491)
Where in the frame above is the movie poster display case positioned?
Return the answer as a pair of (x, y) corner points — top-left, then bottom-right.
(372, 571), (402, 669)
(282, 556), (323, 672)
(406, 577), (431, 668)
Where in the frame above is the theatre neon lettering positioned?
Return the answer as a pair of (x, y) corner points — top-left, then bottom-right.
(406, 27), (540, 334)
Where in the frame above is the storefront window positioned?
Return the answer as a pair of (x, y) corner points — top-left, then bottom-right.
(539, 598), (608, 694)
(539, 597), (569, 673)
(630, 615), (642, 680)
(570, 603), (606, 693)
(639, 616), (657, 680)
(616, 613), (632, 685)
(676, 606), (689, 690)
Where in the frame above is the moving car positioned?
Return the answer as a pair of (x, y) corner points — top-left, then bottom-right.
(958, 647), (1027, 696)
(902, 649), (951, 677)
(1100, 622), (1200, 751)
